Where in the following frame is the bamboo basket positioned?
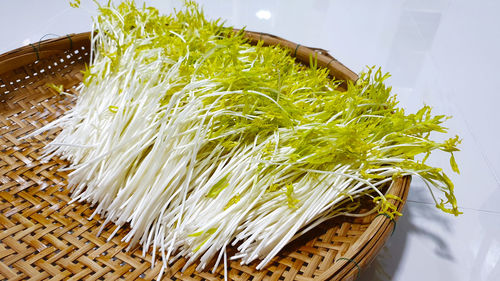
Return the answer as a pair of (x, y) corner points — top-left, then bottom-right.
(0, 31), (410, 281)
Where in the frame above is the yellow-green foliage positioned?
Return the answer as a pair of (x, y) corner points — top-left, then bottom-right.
(88, 1), (461, 215)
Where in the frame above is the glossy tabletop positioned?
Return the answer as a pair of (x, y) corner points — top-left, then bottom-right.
(1, 1), (499, 280)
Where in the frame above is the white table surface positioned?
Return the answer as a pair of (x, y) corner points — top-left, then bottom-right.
(2, 1), (499, 280)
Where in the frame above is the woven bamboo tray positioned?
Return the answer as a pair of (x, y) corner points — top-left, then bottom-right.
(0, 31), (410, 281)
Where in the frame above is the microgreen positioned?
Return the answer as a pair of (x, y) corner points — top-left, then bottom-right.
(30, 0), (461, 275)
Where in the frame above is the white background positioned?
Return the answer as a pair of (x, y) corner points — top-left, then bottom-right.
(1, 1), (499, 280)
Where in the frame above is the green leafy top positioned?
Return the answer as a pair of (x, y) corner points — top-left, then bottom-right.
(87, 0), (461, 216)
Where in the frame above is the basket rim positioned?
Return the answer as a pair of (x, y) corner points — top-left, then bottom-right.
(0, 31), (410, 281)
(0, 30), (358, 84)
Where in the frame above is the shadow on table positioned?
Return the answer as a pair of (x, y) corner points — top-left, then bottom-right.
(357, 188), (454, 281)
